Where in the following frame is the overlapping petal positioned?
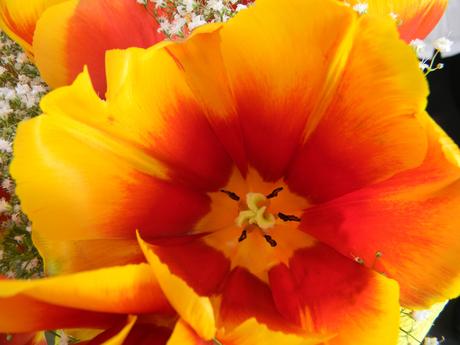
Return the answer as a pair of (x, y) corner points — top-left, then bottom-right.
(33, 0), (165, 95)
(0, 0), (67, 56)
(0, 264), (179, 344)
(9, 0), (460, 343)
(286, 14), (428, 203)
(343, 0), (447, 42)
(269, 244), (400, 345)
(11, 65), (231, 274)
(301, 114), (460, 308)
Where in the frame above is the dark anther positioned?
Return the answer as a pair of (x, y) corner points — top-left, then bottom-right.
(266, 187), (283, 199)
(220, 189), (240, 201)
(278, 212), (301, 222)
(264, 235), (277, 247)
(238, 229), (247, 242)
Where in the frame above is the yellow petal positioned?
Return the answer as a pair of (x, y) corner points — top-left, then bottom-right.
(0, 0), (67, 57)
(0, 263), (170, 314)
(137, 232), (216, 341)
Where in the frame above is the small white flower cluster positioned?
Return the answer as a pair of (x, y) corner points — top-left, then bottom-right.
(352, 2), (368, 15)
(410, 36), (453, 74)
(138, 0), (252, 38)
(424, 336), (445, 345)
(0, 31), (45, 278)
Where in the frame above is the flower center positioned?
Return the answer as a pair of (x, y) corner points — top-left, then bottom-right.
(235, 192), (276, 230)
(219, 187), (301, 248)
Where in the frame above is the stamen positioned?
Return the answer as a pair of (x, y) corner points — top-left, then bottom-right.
(220, 189), (240, 201)
(264, 234), (277, 247)
(266, 187), (283, 199)
(278, 212), (301, 222)
(238, 229), (247, 242)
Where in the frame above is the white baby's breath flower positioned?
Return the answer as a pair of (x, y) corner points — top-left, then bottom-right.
(183, 0), (195, 12)
(16, 83), (31, 94)
(1, 178), (13, 193)
(0, 100), (11, 120)
(188, 14), (207, 31)
(412, 309), (431, 321)
(235, 4), (248, 12)
(207, 0), (225, 12)
(13, 235), (24, 243)
(410, 39), (426, 54)
(0, 87), (16, 100)
(424, 337), (440, 345)
(170, 15), (187, 35)
(15, 52), (28, 65)
(389, 11), (399, 21)
(0, 198), (10, 214)
(0, 138), (12, 153)
(353, 2), (368, 14)
(433, 37), (453, 53)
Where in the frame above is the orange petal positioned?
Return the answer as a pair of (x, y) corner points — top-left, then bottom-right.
(168, 318), (328, 345)
(0, 264), (172, 315)
(11, 69), (213, 274)
(33, 0), (165, 95)
(302, 113), (460, 308)
(344, 0), (448, 42)
(269, 244), (400, 345)
(286, 13), (428, 203)
(166, 0), (358, 180)
(137, 233), (216, 341)
(218, 267), (300, 333)
(0, 0), (67, 57)
(0, 293), (121, 333)
(167, 319), (213, 345)
(396, 0), (447, 42)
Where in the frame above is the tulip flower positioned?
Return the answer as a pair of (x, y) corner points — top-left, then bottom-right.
(0, 0), (165, 96)
(10, 0), (460, 344)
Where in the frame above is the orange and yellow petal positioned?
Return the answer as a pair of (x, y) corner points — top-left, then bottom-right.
(34, 238), (145, 275)
(286, 13), (428, 203)
(33, 0), (165, 95)
(104, 47), (233, 191)
(0, 264), (172, 315)
(0, 0), (67, 56)
(138, 234), (216, 341)
(0, 292), (122, 333)
(11, 69), (220, 274)
(218, 267), (299, 334)
(268, 244), (400, 345)
(396, 0), (448, 42)
(344, 0), (448, 42)
(301, 114), (460, 308)
(167, 0), (359, 180)
(169, 318), (328, 345)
